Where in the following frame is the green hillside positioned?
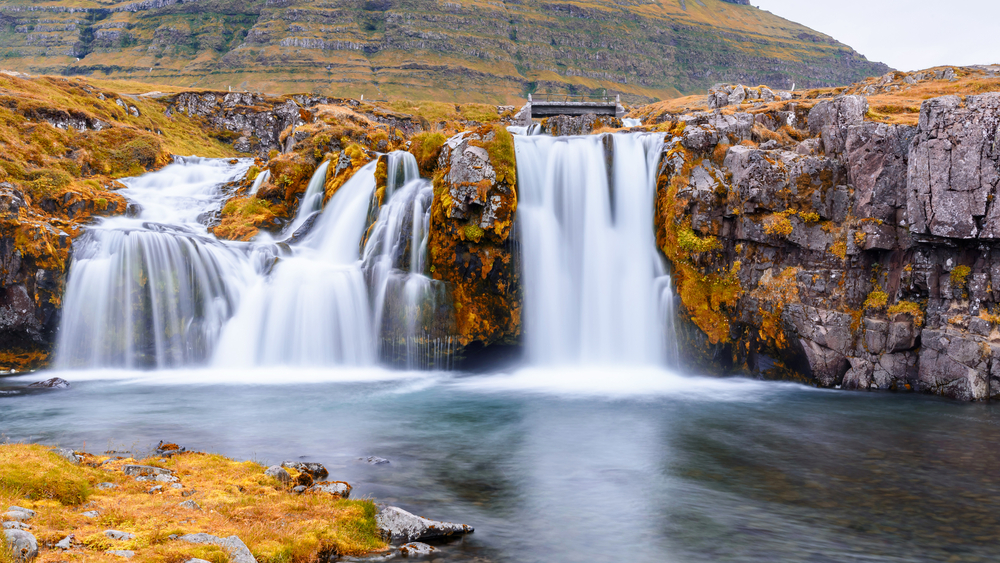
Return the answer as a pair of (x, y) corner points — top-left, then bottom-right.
(0, 0), (889, 103)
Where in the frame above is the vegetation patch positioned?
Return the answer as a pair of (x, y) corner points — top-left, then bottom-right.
(888, 300), (926, 327)
(0, 444), (386, 563)
(212, 197), (283, 241)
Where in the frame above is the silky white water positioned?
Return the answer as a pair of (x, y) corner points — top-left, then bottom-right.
(513, 132), (675, 366)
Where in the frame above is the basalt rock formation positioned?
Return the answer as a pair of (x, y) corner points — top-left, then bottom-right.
(0, 0), (887, 103)
(649, 67), (1000, 401)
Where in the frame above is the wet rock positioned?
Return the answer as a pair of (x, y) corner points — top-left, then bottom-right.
(375, 506), (474, 544)
(27, 378), (69, 389)
(265, 465), (291, 482)
(917, 330), (989, 400)
(400, 542), (435, 556)
(544, 114), (622, 137)
(154, 441), (186, 456)
(308, 482), (351, 497)
(178, 533), (257, 563)
(105, 530), (135, 541)
(363, 456), (390, 465)
(281, 461), (328, 479)
(3, 529), (38, 562)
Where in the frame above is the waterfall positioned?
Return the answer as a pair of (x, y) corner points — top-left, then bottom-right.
(284, 160), (330, 236)
(513, 132), (676, 366)
(248, 169), (271, 196)
(213, 151), (451, 368)
(361, 178), (455, 369)
(55, 158), (257, 369)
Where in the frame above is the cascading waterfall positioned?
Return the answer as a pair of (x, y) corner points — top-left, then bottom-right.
(248, 169), (271, 196)
(55, 158), (257, 369)
(284, 160), (330, 236)
(361, 177), (455, 369)
(513, 132), (677, 366)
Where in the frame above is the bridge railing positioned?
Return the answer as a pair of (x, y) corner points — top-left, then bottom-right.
(528, 93), (620, 104)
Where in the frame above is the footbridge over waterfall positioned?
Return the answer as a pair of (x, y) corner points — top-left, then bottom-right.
(526, 94), (626, 119)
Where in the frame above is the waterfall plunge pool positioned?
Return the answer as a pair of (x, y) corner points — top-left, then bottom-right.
(3, 367), (1000, 563)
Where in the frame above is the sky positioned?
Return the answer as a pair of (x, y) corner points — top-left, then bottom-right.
(752, 0), (1000, 72)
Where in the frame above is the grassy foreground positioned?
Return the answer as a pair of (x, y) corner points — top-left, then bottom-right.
(0, 444), (386, 563)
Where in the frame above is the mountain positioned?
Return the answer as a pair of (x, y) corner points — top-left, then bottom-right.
(0, 0), (888, 103)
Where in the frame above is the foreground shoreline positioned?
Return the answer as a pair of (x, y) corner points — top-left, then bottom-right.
(1, 443), (472, 563)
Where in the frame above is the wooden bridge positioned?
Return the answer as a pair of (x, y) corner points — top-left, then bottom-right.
(526, 94), (625, 119)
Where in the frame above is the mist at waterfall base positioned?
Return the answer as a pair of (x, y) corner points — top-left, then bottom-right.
(5, 134), (1000, 562)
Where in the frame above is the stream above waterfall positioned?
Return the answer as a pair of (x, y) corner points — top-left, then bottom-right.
(3, 369), (1000, 563)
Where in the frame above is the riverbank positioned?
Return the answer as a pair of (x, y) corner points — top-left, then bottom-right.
(0, 442), (471, 563)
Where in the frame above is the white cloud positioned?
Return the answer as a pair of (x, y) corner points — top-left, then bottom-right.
(752, 0), (1000, 72)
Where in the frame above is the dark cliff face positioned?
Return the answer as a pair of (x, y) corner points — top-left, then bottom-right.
(647, 71), (1000, 401)
(0, 0), (887, 103)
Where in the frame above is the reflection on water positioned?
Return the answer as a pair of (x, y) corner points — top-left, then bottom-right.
(2, 369), (1000, 563)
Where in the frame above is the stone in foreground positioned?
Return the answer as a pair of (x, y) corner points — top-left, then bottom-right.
(308, 482), (351, 497)
(3, 529), (38, 562)
(122, 465), (172, 477)
(375, 506), (473, 543)
(400, 542), (436, 556)
(179, 533), (257, 563)
(264, 465), (291, 482)
(281, 461), (328, 479)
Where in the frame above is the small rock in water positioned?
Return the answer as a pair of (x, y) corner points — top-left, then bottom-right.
(55, 534), (74, 549)
(400, 542), (435, 556)
(82, 511), (100, 518)
(105, 530), (136, 541)
(375, 506), (474, 543)
(179, 500), (201, 510)
(363, 456), (390, 465)
(308, 482), (351, 498)
(3, 529), (38, 562)
(154, 441), (186, 456)
(107, 550), (135, 558)
(2, 522), (29, 530)
(27, 378), (69, 389)
(281, 461), (329, 479)
(264, 466), (291, 482)
(97, 482), (118, 490)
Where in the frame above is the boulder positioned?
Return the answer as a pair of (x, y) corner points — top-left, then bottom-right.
(362, 456), (390, 465)
(1, 512), (32, 523)
(122, 465), (172, 477)
(105, 530), (135, 541)
(178, 533), (257, 563)
(179, 500), (201, 510)
(375, 506), (474, 544)
(2, 522), (29, 530)
(264, 466), (291, 482)
(53, 448), (80, 464)
(400, 542), (436, 556)
(3, 529), (38, 562)
(55, 535), (74, 549)
(280, 461), (328, 479)
(5, 508), (34, 519)
(308, 482), (351, 497)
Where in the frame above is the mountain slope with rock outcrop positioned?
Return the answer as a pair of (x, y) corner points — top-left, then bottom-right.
(0, 0), (888, 103)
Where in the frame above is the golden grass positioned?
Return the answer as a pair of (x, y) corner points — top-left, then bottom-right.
(212, 197), (283, 242)
(0, 445), (386, 563)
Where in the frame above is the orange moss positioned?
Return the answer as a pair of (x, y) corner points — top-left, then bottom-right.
(750, 267), (800, 349)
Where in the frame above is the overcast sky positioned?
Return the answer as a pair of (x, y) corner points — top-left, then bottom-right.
(752, 0), (1000, 72)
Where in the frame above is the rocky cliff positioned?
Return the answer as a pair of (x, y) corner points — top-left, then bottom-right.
(646, 67), (1000, 401)
(0, 0), (888, 103)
